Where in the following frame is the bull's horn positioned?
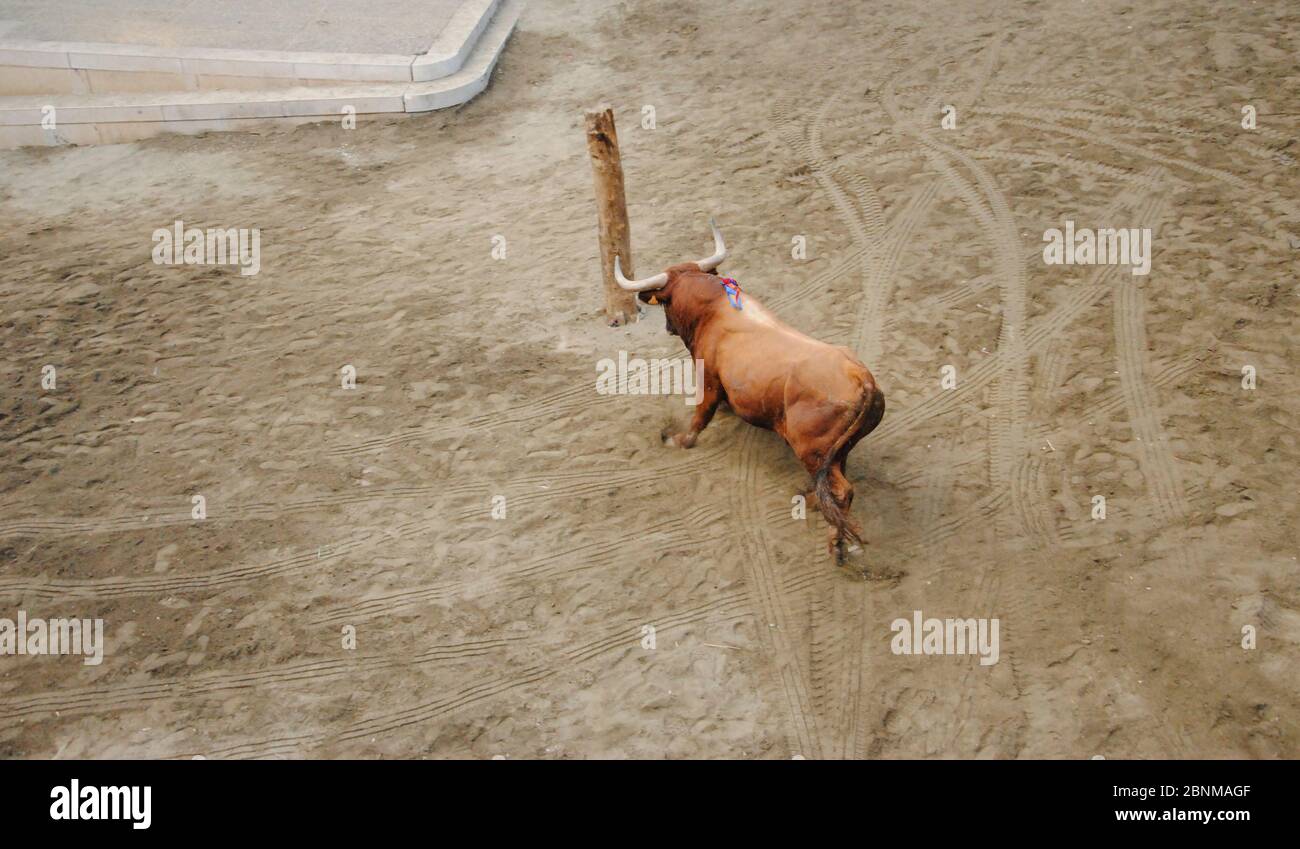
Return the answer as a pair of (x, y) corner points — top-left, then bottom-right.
(693, 217), (727, 272)
(614, 255), (668, 292)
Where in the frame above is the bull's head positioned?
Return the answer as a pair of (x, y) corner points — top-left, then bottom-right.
(613, 218), (727, 317)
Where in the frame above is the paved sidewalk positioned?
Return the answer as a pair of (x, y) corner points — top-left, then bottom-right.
(0, 0), (466, 54)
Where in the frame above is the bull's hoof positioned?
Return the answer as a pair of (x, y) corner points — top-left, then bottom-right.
(828, 536), (867, 571)
(660, 427), (696, 449)
(831, 547), (869, 579)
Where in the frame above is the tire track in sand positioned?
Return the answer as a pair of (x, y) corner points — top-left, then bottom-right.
(821, 51), (937, 760)
(731, 425), (822, 758)
(309, 505), (727, 626)
(4, 509), (712, 728)
(832, 179), (939, 759)
(881, 34), (1030, 504)
(982, 105), (1283, 164)
(0, 463), (722, 602)
(824, 36), (990, 758)
(1000, 118), (1254, 192)
(12, 544), (832, 743)
(326, 382), (599, 457)
(972, 149), (1183, 192)
(988, 82), (1296, 147)
(883, 34), (1043, 752)
(1106, 190), (1196, 756)
(771, 53), (930, 756)
(904, 346), (1207, 554)
(178, 591), (755, 758)
(744, 49), (900, 760)
(0, 639), (519, 723)
(864, 173), (1163, 452)
(1114, 223), (1188, 524)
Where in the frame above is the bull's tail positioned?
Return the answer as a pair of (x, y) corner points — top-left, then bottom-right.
(812, 386), (884, 549)
(814, 465), (864, 548)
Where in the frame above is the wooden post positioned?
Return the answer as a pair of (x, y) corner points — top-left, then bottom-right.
(585, 106), (639, 326)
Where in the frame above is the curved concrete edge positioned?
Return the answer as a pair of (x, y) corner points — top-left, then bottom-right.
(0, 1), (522, 147)
(413, 0), (500, 82)
(0, 0), (501, 84)
(407, 0), (518, 110)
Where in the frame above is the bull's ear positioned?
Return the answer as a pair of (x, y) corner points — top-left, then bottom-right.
(638, 290), (665, 305)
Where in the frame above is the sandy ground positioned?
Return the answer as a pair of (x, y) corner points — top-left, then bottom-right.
(0, 0), (1297, 759)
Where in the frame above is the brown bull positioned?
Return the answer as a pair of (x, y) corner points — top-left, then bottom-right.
(616, 219), (885, 563)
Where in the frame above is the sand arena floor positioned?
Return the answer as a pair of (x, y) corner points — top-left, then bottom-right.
(0, 0), (1296, 758)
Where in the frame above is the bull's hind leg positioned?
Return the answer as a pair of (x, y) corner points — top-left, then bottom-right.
(794, 473), (847, 515)
(823, 459), (864, 558)
(797, 449), (861, 565)
(821, 389), (882, 559)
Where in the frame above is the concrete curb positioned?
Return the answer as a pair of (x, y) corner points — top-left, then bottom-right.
(0, 1), (521, 147)
(0, 0), (500, 85)
(415, 0), (502, 81)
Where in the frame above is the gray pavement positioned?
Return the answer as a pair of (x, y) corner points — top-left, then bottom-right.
(0, 0), (468, 54)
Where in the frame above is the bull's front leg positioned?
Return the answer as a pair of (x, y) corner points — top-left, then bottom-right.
(662, 372), (720, 449)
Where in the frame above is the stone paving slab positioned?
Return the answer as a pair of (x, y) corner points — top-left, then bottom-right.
(0, 0), (521, 147)
(0, 0), (466, 55)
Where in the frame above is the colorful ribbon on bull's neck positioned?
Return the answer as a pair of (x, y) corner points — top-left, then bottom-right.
(719, 277), (742, 310)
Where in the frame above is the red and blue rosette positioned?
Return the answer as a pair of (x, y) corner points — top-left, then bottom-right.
(719, 277), (742, 310)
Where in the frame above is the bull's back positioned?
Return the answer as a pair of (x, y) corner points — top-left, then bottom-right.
(707, 298), (875, 428)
